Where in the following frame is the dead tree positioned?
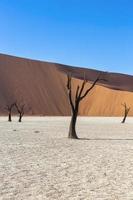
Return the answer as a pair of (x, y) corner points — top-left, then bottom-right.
(5, 103), (15, 122)
(15, 103), (25, 122)
(121, 103), (130, 123)
(67, 73), (105, 139)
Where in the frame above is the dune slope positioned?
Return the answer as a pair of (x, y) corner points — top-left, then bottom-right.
(0, 53), (133, 116)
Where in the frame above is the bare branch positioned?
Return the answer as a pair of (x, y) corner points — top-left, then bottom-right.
(78, 80), (86, 98)
(80, 76), (100, 100)
(4, 105), (9, 111)
(5, 103), (15, 111)
(67, 74), (71, 90)
(75, 85), (80, 100)
(15, 103), (25, 114)
(121, 102), (130, 112)
(67, 74), (74, 112)
(121, 102), (126, 107)
(83, 72), (86, 81)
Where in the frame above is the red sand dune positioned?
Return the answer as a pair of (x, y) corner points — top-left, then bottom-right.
(0, 53), (133, 116)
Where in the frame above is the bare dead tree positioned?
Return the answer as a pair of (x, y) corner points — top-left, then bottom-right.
(67, 73), (105, 139)
(5, 103), (15, 122)
(121, 103), (130, 123)
(15, 103), (25, 122)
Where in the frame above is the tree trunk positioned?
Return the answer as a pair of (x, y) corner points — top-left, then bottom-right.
(68, 111), (78, 139)
(121, 113), (127, 123)
(19, 114), (22, 122)
(8, 113), (12, 122)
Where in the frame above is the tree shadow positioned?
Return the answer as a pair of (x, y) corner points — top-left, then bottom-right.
(79, 138), (133, 141)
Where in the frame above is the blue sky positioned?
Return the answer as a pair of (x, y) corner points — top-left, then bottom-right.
(0, 0), (133, 74)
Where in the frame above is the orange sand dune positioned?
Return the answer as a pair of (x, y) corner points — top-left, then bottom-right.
(0, 53), (133, 116)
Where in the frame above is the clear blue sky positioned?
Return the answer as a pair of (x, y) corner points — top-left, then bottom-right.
(0, 0), (133, 74)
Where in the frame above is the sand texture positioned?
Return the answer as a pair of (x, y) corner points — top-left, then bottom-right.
(1, 53), (133, 116)
(0, 117), (133, 199)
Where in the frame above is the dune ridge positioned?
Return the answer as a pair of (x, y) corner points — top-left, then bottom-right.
(0, 53), (133, 116)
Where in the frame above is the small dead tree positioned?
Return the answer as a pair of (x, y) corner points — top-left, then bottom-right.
(67, 73), (105, 139)
(121, 103), (130, 123)
(15, 103), (25, 122)
(5, 103), (15, 122)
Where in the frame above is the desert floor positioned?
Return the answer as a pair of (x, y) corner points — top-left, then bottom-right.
(0, 117), (133, 200)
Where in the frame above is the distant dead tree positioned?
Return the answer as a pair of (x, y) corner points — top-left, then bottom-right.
(67, 73), (106, 139)
(121, 103), (130, 123)
(15, 102), (25, 122)
(5, 103), (15, 122)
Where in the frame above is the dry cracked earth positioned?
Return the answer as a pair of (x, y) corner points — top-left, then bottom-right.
(0, 117), (133, 199)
